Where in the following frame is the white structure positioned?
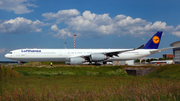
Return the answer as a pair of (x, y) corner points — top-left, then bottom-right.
(150, 60), (173, 64)
(139, 57), (158, 64)
(113, 60), (134, 66)
(170, 41), (180, 64)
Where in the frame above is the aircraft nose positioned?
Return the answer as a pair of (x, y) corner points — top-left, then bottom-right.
(5, 54), (10, 58)
(5, 54), (8, 58)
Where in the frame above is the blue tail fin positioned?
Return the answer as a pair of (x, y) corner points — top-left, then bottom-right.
(142, 31), (162, 49)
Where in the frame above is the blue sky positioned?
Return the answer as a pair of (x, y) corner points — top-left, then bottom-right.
(0, 0), (180, 61)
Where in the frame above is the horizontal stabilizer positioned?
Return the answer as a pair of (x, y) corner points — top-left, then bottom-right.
(150, 47), (175, 54)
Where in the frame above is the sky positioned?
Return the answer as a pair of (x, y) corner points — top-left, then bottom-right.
(0, 0), (180, 61)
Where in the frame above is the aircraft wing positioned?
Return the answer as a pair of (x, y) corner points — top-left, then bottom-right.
(79, 49), (136, 59)
(105, 49), (136, 57)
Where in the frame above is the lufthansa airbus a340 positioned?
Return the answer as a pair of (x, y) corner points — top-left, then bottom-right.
(5, 31), (174, 65)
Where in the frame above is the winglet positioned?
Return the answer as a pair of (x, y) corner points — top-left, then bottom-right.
(142, 31), (162, 49)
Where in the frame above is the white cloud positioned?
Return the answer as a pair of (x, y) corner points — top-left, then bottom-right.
(116, 16), (147, 27)
(63, 11), (153, 37)
(98, 24), (114, 34)
(144, 21), (174, 32)
(35, 28), (42, 32)
(52, 28), (72, 38)
(0, 17), (48, 34)
(50, 24), (72, 38)
(172, 32), (180, 37)
(172, 25), (180, 37)
(42, 9), (180, 38)
(83, 11), (96, 21)
(42, 9), (80, 23)
(0, 0), (38, 14)
(51, 24), (59, 32)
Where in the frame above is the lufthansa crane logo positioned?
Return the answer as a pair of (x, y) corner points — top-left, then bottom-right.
(152, 36), (160, 44)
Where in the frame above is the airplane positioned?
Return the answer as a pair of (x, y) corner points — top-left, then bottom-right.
(5, 31), (174, 65)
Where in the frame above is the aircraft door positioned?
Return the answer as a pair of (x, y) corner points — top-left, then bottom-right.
(58, 51), (62, 56)
(138, 51), (142, 55)
(16, 52), (20, 56)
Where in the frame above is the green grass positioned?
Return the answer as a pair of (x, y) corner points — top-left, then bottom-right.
(40, 61), (66, 65)
(13, 66), (128, 76)
(0, 65), (21, 79)
(25, 61), (66, 65)
(147, 64), (180, 79)
(1, 64), (180, 100)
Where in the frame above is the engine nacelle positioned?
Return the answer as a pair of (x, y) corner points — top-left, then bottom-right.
(90, 53), (108, 61)
(66, 57), (85, 65)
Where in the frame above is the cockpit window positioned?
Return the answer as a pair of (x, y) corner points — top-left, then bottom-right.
(8, 52), (12, 54)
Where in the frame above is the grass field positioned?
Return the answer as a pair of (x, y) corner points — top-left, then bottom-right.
(0, 64), (180, 100)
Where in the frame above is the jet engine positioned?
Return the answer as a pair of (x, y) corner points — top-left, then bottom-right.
(66, 57), (86, 65)
(90, 53), (108, 61)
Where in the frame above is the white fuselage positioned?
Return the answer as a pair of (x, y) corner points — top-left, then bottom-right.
(5, 48), (155, 62)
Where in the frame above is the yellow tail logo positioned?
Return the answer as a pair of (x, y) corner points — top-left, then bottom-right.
(152, 36), (160, 44)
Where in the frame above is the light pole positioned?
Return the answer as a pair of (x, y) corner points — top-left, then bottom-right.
(65, 42), (67, 49)
(74, 34), (77, 49)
